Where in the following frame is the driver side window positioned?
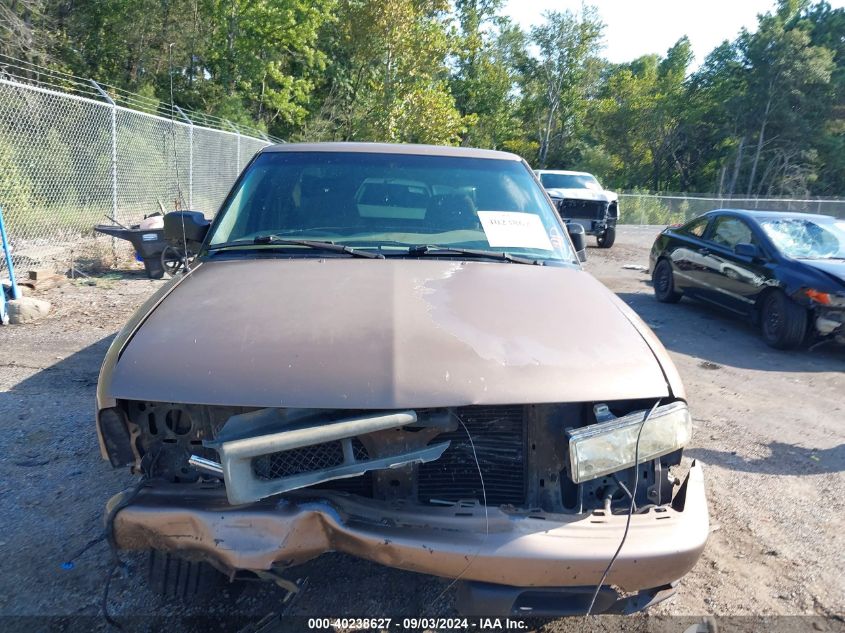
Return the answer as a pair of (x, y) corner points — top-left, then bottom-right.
(707, 216), (756, 249)
(680, 216), (709, 237)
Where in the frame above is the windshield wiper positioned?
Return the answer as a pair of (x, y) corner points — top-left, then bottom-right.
(207, 236), (384, 259)
(407, 244), (545, 265)
(796, 255), (845, 261)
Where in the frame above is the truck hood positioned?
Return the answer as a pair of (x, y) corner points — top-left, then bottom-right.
(103, 258), (673, 409)
(546, 187), (617, 203)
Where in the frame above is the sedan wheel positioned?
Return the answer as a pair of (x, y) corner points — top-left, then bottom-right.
(653, 259), (682, 303)
(760, 291), (807, 350)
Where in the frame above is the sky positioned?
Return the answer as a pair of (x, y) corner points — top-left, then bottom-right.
(503, 0), (845, 67)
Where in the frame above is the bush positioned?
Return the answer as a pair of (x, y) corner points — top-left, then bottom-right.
(500, 138), (539, 163)
(0, 136), (37, 233)
(618, 189), (688, 225)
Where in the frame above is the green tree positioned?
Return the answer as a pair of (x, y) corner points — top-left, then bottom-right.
(683, 40), (749, 194)
(803, 1), (845, 195)
(202, 0), (332, 130)
(451, 1), (520, 148)
(1, 0), (50, 59)
(43, 0), (331, 135)
(306, 0), (464, 144)
(739, 2), (834, 195)
(521, 7), (603, 167)
(4, 0), (845, 197)
(588, 38), (693, 191)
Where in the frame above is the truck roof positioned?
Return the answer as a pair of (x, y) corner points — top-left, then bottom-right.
(263, 142), (522, 161)
(534, 169), (596, 177)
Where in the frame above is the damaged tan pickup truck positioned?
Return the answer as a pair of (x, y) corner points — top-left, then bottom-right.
(96, 143), (707, 616)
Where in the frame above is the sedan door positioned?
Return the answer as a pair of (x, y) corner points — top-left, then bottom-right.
(663, 215), (713, 298)
(695, 215), (772, 315)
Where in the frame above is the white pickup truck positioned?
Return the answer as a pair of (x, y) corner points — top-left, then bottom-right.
(536, 169), (619, 248)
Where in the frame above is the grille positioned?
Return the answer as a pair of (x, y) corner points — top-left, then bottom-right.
(252, 439), (369, 481)
(557, 198), (607, 220)
(418, 406), (526, 506)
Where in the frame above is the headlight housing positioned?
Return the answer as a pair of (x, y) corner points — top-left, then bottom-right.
(566, 401), (692, 484)
(97, 407), (135, 467)
(805, 289), (845, 308)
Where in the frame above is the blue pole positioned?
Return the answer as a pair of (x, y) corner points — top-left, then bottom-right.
(0, 205), (20, 303)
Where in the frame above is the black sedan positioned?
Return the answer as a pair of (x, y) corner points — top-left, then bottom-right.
(649, 209), (845, 349)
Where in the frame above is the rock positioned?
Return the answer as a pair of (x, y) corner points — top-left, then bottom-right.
(7, 297), (52, 324)
(699, 361), (722, 370)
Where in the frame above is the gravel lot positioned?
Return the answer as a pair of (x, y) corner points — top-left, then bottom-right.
(1, 225), (843, 632)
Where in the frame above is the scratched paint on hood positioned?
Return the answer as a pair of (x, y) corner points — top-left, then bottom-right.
(105, 257), (670, 409)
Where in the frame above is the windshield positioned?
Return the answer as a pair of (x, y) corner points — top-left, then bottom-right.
(207, 151), (574, 262)
(760, 217), (845, 260)
(538, 173), (601, 191)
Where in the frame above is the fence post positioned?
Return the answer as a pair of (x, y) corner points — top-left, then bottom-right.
(90, 80), (118, 220)
(174, 105), (193, 209)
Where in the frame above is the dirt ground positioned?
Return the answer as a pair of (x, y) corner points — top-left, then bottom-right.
(0, 226), (843, 632)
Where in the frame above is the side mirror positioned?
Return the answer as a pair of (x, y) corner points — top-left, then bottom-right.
(734, 242), (760, 259)
(164, 211), (210, 246)
(567, 223), (587, 263)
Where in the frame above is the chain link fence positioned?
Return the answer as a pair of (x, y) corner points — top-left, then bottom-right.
(0, 74), (272, 274)
(617, 192), (845, 226)
(3, 60), (845, 276)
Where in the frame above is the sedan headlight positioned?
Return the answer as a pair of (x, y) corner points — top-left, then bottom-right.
(805, 289), (845, 308)
(567, 401), (692, 484)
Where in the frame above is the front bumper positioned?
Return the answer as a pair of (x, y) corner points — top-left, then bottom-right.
(111, 462), (707, 593)
(814, 308), (845, 342)
(565, 219), (609, 236)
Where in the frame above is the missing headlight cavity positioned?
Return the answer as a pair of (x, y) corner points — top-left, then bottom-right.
(122, 401), (248, 482)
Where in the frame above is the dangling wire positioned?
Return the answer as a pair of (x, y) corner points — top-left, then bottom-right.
(101, 450), (161, 629)
(168, 43), (185, 211)
(168, 43), (191, 272)
(585, 399), (662, 616)
(426, 412), (490, 612)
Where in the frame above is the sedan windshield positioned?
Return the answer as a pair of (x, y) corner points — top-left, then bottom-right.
(538, 173), (601, 191)
(760, 217), (845, 260)
(207, 151), (574, 263)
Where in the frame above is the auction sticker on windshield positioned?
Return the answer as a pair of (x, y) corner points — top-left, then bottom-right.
(478, 211), (553, 250)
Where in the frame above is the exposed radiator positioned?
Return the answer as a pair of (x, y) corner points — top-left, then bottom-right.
(417, 405), (527, 506)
